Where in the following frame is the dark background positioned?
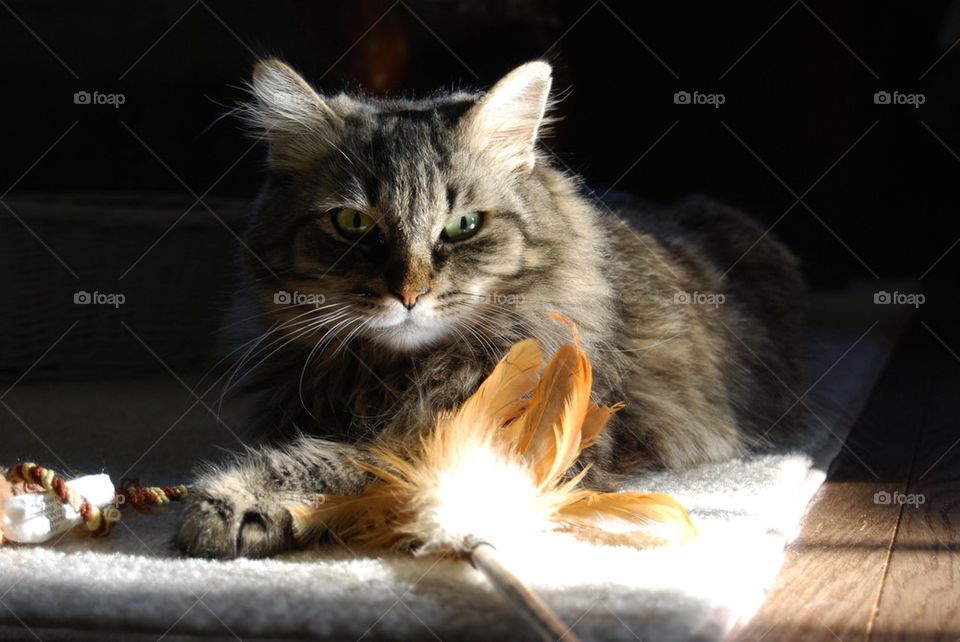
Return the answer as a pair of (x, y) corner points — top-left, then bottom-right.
(1, 0), (958, 378)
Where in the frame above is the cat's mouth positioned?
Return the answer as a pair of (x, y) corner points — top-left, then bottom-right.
(364, 299), (454, 352)
(370, 317), (453, 352)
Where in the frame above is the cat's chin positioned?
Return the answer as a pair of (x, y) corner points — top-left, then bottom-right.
(368, 318), (453, 353)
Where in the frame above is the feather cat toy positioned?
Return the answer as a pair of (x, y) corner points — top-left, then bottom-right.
(290, 314), (697, 640)
(0, 315), (693, 640)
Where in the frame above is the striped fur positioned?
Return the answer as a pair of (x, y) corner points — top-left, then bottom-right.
(177, 60), (805, 558)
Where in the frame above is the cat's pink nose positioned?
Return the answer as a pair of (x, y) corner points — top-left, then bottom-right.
(395, 285), (429, 310)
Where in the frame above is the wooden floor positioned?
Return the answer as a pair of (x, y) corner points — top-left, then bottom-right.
(732, 320), (960, 642)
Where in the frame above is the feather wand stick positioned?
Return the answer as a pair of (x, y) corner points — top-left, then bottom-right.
(468, 538), (580, 641)
(290, 314), (696, 640)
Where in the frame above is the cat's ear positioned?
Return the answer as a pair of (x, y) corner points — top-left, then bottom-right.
(245, 59), (342, 172)
(461, 61), (553, 173)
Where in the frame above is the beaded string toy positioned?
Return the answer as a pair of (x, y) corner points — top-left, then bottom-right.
(0, 462), (188, 544)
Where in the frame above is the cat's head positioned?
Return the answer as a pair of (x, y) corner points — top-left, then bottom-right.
(242, 59), (562, 355)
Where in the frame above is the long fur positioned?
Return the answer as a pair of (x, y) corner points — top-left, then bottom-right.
(177, 59), (805, 559)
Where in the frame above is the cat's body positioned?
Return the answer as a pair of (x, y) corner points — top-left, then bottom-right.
(177, 60), (805, 558)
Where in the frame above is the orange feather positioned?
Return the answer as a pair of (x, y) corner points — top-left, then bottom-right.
(290, 314), (697, 554)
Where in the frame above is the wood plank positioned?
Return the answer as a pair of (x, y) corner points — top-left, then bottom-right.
(731, 322), (927, 642)
(870, 324), (960, 642)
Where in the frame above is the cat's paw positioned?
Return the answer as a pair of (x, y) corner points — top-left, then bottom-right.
(176, 469), (294, 559)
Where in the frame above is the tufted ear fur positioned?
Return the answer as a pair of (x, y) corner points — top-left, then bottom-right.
(244, 59), (343, 172)
(460, 61), (553, 173)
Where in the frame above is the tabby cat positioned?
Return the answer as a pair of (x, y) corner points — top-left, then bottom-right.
(176, 60), (805, 558)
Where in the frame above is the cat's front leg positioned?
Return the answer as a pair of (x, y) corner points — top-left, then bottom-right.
(176, 436), (371, 558)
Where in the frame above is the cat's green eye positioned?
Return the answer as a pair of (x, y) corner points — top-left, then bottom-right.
(441, 211), (483, 242)
(331, 207), (376, 240)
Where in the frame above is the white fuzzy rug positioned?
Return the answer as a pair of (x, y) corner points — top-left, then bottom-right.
(0, 287), (909, 641)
